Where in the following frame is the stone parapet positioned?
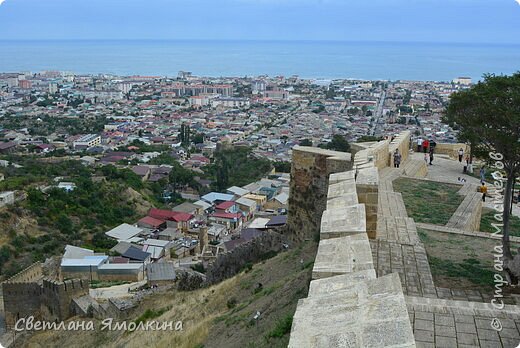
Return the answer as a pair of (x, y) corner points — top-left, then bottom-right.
(320, 204), (366, 239)
(312, 233), (374, 280)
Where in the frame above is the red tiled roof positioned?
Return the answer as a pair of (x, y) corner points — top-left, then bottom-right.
(210, 212), (241, 220)
(138, 216), (165, 228)
(148, 208), (193, 222)
(215, 201), (235, 210)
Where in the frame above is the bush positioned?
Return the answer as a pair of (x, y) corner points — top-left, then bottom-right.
(226, 297), (237, 309)
(266, 314), (293, 339)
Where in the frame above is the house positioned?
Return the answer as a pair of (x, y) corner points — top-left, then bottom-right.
(58, 182), (76, 192)
(63, 245), (95, 259)
(243, 193), (267, 209)
(121, 245), (151, 263)
(235, 197), (257, 220)
(80, 156), (98, 166)
(146, 263), (176, 286)
(0, 142), (17, 154)
(132, 165), (151, 181)
(172, 202), (203, 216)
(97, 263), (145, 282)
(0, 191), (15, 207)
(193, 200), (212, 213)
(148, 208), (194, 231)
(60, 256), (109, 280)
(264, 192), (289, 211)
(137, 216), (166, 230)
(207, 224), (226, 241)
(141, 239), (172, 260)
(201, 192), (235, 205)
(215, 201), (238, 213)
(208, 212), (242, 230)
(105, 223), (144, 243)
(157, 227), (183, 241)
(226, 186), (250, 198)
(35, 143), (55, 153)
(248, 217), (270, 230)
(265, 215), (288, 229)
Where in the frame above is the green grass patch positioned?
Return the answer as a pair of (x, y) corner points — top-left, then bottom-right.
(428, 256), (495, 288)
(393, 178), (463, 225)
(265, 314), (293, 339)
(134, 306), (171, 326)
(480, 210), (520, 237)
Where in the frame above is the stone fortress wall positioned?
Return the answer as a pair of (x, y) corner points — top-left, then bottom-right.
(286, 146), (352, 241)
(1, 262), (89, 326)
(288, 132), (416, 347)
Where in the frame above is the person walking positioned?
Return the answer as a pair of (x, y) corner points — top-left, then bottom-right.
(481, 182), (488, 202)
(422, 139), (429, 153)
(458, 148), (464, 163)
(416, 138), (423, 152)
(429, 150), (434, 165)
(480, 166), (486, 182)
(393, 149), (402, 168)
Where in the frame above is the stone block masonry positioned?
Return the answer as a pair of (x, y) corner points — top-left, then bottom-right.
(286, 146), (352, 241)
(289, 158), (415, 346)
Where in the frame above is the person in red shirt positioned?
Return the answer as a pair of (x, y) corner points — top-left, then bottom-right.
(422, 139), (429, 153)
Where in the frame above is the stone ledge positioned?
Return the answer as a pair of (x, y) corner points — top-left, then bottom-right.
(327, 180), (358, 200)
(308, 270), (377, 297)
(329, 170), (356, 185)
(289, 274), (416, 348)
(312, 233), (373, 280)
(320, 204), (366, 239)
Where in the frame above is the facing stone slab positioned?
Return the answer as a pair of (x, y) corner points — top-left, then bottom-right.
(289, 273), (416, 348)
(326, 194), (359, 210)
(308, 269), (377, 297)
(312, 233), (373, 279)
(320, 204), (366, 239)
(329, 170), (356, 185)
(327, 180), (358, 200)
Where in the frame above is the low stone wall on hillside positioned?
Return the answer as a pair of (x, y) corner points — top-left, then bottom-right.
(389, 130), (411, 167)
(434, 143), (470, 160)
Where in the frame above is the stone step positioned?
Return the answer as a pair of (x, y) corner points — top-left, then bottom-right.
(289, 273), (416, 348)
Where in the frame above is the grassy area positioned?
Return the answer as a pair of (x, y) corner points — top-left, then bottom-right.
(418, 228), (519, 291)
(393, 178), (463, 225)
(480, 208), (520, 237)
(21, 241), (317, 348)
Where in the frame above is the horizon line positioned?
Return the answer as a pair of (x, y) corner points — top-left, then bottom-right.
(0, 38), (519, 46)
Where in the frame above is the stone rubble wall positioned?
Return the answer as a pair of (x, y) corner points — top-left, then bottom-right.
(286, 146), (352, 241)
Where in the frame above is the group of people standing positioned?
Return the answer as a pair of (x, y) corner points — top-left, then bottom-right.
(458, 146), (488, 202)
(416, 138), (436, 165)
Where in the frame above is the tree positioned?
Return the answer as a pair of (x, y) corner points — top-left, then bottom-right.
(299, 139), (313, 147)
(325, 134), (350, 152)
(444, 73), (520, 283)
(179, 123), (191, 147)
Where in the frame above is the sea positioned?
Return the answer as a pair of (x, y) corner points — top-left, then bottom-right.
(0, 40), (519, 82)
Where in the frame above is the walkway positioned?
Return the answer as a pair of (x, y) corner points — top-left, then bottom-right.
(410, 152), (520, 218)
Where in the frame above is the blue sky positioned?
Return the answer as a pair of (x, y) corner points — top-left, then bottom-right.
(0, 0), (519, 43)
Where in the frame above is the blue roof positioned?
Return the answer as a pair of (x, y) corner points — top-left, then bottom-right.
(201, 192), (234, 203)
(61, 255), (108, 267)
